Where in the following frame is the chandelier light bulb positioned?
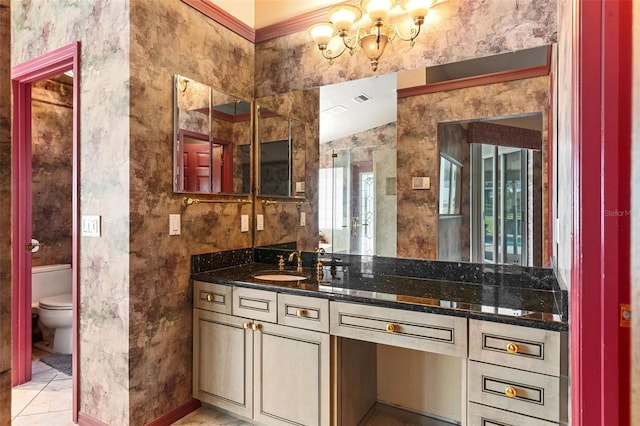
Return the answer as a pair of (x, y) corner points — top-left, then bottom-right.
(328, 5), (362, 36)
(308, 22), (335, 49)
(401, 0), (430, 25)
(361, 0), (396, 26)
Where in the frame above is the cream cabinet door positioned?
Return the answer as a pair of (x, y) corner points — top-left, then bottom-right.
(193, 309), (253, 419)
(252, 321), (330, 426)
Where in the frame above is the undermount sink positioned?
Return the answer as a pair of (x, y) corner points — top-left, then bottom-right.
(253, 272), (307, 282)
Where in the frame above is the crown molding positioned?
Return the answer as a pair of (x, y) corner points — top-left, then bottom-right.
(181, 0), (255, 43)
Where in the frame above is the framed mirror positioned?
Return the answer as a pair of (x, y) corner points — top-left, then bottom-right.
(256, 105), (307, 198)
(316, 46), (551, 266)
(173, 75), (252, 195)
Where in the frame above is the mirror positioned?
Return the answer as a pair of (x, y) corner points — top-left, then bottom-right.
(256, 106), (307, 198)
(317, 46), (551, 266)
(173, 74), (252, 194)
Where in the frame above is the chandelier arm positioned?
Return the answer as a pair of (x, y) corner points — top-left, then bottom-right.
(321, 43), (348, 62)
(389, 23), (422, 43)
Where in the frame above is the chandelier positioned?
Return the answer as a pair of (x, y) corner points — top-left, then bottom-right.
(308, 0), (445, 71)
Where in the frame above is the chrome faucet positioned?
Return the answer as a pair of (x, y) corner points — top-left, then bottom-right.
(288, 250), (303, 273)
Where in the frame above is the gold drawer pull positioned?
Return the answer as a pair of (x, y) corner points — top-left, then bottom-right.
(206, 293), (213, 302)
(243, 322), (251, 330)
(296, 309), (308, 318)
(385, 323), (397, 333)
(252, 323), (261, 331)
(505, 386), (517, 398)
(506, 342), (519, 354)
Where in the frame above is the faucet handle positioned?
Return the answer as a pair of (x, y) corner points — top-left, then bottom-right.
(277, 255), (285, 271)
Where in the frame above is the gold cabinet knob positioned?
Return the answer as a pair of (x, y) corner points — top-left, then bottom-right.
(505, 386), (517, 398)
(506, 342), (519, 354)
(251, 323), (261, 331)
(206, 293), (213, 302)
(296, 309), (307, 318)
(385, 323), (397, 333)
(242, 322), (251, 329)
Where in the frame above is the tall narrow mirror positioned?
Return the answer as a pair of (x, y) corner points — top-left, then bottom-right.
(173, 74), (252, 195)
(318, 73), (397, 255)
(256, 106), (307, 198)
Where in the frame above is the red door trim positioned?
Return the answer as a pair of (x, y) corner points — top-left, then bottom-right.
(11, 41), (81, 423)
(571, 1), (631, 424)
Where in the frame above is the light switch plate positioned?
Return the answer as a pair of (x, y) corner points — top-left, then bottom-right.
(169, 214), (181, 236)
(257, 214), (264, 231)
(300, 212), (306, 227)
(241, 214), (249, 232)
(295, 181), (305, 193)
(81, 215), (101, 237)
(412, 176), (431, 190)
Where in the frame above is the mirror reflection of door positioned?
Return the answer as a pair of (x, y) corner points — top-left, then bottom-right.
(179, 131), (210, 192)
(475, 145), (528, 265)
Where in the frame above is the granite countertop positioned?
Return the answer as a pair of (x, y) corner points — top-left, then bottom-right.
(192, 261), (568, 332)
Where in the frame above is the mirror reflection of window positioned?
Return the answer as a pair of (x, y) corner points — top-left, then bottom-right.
(439, 155), (462, 215)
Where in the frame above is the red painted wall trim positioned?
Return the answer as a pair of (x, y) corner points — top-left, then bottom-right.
(181, 0), (255, 43)
(11, 41), (80, 422)
(571, 0), (631, 424)
(77, 411), (109, 426)
(144, 399), (201, 426)
(397, 63), (550, 98)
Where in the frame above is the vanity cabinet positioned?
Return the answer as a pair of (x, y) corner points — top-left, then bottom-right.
(467, 319), (567, 425)
(330, 300), (467, 357)
(193, 282), (330, 426)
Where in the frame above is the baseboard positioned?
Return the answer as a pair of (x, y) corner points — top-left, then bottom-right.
(77, 411), (109, 426)
(77, 399), (200, 426)
(145, 399), (201, 426)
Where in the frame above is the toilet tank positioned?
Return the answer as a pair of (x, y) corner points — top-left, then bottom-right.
(32, 264), (72, 305)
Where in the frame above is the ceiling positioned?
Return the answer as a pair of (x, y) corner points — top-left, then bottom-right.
(208, 0), (345, 29)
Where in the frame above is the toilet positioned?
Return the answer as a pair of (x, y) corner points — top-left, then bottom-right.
(32, 264), (73, 354)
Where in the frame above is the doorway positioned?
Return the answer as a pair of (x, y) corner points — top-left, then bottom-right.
(11, 42), (80, 421)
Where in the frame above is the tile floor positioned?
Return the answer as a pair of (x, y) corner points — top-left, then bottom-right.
(11, 348), (74, 426)
(10, 350), (424, 425)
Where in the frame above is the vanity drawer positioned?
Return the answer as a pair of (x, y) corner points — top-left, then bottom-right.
(468, 402), (557, 426)
(469, 320), (562, 376)
(330, 301), (467, 357)
(468, 360), (561, 422)
(233, 286), (277, 323)
(194, 281), (232, 314)
(278, 293), (329, 333)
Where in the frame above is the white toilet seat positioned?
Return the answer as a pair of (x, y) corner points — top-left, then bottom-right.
(39, 293), (72, 310)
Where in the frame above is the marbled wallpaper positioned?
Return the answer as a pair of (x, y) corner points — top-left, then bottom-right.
(397, 76), (549, 259)
(31, 78), (73, 268)
(129, 0), (254, 424)
(255, 0), (557, 97)
(254, 89), (319, 251)
(0, 0), (11, 424)
(13, 0), (133, 422)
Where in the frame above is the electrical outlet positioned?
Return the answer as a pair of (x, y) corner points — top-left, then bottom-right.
(241, 215), (249, 232)
(300, 212), (306, 227)
(257, 214), (264, 231)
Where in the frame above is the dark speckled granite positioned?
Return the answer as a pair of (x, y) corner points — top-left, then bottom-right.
(191, 250), (568, 331)
(191, 248), (253, 274)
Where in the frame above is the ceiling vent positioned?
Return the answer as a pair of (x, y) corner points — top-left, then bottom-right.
(321, 105), (348, 117)
(352, 93), (372, 104)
